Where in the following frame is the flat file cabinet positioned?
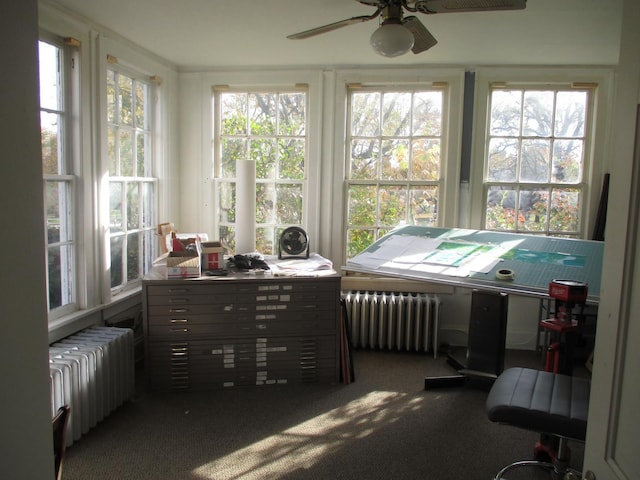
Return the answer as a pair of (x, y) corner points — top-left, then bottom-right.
(142, 268), (341, 391)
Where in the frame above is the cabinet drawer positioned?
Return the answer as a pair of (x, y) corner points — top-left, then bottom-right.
(146, 277), (338, 298)
(147, 335), (337, 390)
(147, 316), (337, 337)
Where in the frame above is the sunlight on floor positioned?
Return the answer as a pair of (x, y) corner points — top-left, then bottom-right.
(192, 390), (423, 479)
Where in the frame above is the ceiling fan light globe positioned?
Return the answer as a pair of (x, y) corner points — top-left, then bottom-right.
(370, 24), (414, 57)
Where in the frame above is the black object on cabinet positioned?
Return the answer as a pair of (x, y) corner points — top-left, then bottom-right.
(425, 290), (508, 390)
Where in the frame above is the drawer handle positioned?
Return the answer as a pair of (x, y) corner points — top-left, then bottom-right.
(170, 328), (189, 333)
(168, 288), (190, 293)
(168, 298), (189, 304)
(169, 308), (189, 313)
(170, 319), (188, 324)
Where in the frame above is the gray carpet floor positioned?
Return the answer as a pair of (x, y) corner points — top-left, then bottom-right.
(61, 349), (585, 480)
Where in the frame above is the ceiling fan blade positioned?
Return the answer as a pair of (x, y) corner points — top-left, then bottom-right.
(412, 0), (526, 14)
(287, 12), (381, 40)
(403, 16), (438, 54)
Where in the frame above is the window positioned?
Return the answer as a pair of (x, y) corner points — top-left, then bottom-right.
(39, 38), (78, 317)
(213, 88), (308, 254)
(483, 86), (592, 237)
(345, 86), (445, 258)
(106, 67), (157, 291)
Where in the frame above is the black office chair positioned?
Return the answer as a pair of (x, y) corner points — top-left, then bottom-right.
(52, 405), (70, 480)
(486, 367), (590, 480)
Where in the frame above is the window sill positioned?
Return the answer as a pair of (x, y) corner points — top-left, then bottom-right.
(48, 286), (142, 344)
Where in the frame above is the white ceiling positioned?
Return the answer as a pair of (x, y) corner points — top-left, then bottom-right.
(47, 0), (623, 70)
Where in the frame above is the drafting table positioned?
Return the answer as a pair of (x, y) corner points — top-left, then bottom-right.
(343, 225), (603, 304)
(343, 225), (604, 389)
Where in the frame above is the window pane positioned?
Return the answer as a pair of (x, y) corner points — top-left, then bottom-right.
(409, 187), (438, 226)
(107, 70), (116, 123)
(487, 138), (518, 182)
(347, 229), (375, 258)
(48, 245), (63, 309)
(45, 180), (72, 243)
(550, 188), (580, 232)
(252, 139), (276, 179)
(41, 112), (61, 175)
(411, 139), (440, 181)
(221, 139), (245, 176)
(127, 183), (139, 230)
(382, 92), (411, 137)
(221, 93), (247, 135)
(279, 93), (305, 135)
(490, 90), (521, 136)
(127, 232), (140, 281)
(351, 92), (380, 137)
(381, 139), (409, 180)
(110, 182), (123, 232)
(350, 139), (379, 180)
(120, 129), (134, 176)
(142, 183), (154, 228)
(520, 139), (550, 183)
(519, 189), (548, 232)
(348, 185), (377, 226)
(523, 91), (554, 137)
(552, 139), (583, 184)
(219, 225), (236, 253)
(38, 42), (61, 111)
(135, 82), (147, 128)
(413, 91), (442, 136)
(107, 126), (117, 175)
(256, 182), (275, 224)
(137, 132), (147, 177)
(110, 236), (123, 288)
(249, 93), (276, 135)
(276, 184), (303, 224)
(118, 75), (133, 126)
(379, 186), (407, 227)
(218, 181), (236, 223)
(555, 91), (587, 138)
(256, 226), (275, 255)
(278, 139), (305, 180)
(486, 186), (517, 230)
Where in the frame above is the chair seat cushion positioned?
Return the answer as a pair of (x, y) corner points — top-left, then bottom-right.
(486, 367), (590, 440)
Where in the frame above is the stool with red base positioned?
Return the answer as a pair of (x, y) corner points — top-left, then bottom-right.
(536, 279), (588, 463)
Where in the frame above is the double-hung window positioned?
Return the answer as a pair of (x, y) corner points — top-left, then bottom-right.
(345, 86), (446, 258)
(213, 87), (308, 255)
(482, 85), (593, 237)
(39, 37), (78, 318)
(106, 66), (157, 291)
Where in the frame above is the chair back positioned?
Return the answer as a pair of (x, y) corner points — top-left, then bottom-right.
(52, 405), (70, 480)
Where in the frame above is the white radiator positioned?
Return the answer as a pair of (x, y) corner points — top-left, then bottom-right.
(342, 291), (441, 357)
(49, 326), (135, 446)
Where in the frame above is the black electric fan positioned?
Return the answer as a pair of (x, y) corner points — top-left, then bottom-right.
(278, 227), (310, 259)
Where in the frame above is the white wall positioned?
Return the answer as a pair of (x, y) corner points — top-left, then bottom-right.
(0, 1), (56, 478)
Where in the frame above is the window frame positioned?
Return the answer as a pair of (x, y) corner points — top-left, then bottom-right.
(332, 68), (465, 265)
(39, 32), (81, 321)
(212, 85), (310, 255)
(469, 67), (613, 239)
(105, 62), (158, 295)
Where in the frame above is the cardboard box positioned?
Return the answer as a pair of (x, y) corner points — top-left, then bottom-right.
(166, 251), (201, 278)
(201, 241), (225, 271)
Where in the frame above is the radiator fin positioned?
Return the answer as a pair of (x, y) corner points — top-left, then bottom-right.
(342, 291), (440, 357)
(49, 326), (135, 447)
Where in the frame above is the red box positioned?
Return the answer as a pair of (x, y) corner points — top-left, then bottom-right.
(548, 279), (588, 303)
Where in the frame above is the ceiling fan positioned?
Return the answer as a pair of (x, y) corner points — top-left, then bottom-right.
(287, 0), (527, 57)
